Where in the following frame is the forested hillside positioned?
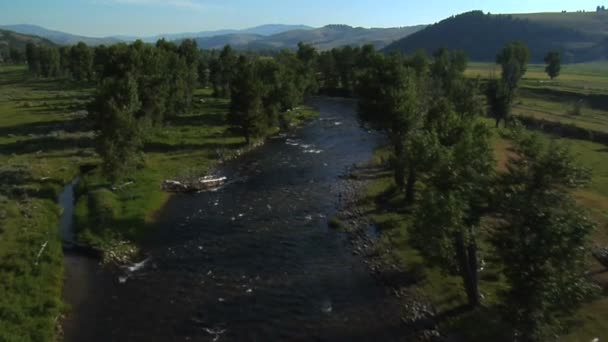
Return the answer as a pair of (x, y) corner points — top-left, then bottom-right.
(385, 11), (608, 62)
(0, 29), (54, 62)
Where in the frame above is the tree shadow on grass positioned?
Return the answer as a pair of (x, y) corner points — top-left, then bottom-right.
(0, 167), (65, 201)
(167, 111), (227, 128)
(143, 140), (245, 154)
(0, 135), (94, 155)
(0, 118), (90, 137)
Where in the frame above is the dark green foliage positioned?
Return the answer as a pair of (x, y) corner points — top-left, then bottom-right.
(89, 74), (147, 181)
(357, 53), (425, 192)
(497, 41), (530, 92)
(8, 48), (24, 64)
(25, 42), (41, 75)
(493, 128), (597, 341)
(86, 39), (199, 180)
(544, 51), (561, 80)
(228, 57), (268, 144)
(488, 42), (530, 127)
(413, 114), (494, 307)
(38, 46), (60, 77)
(210, 45), (238, 98)
(430, 48), (468, 96)
(486, 79), (512, 127)
(69, 42), (93, 81)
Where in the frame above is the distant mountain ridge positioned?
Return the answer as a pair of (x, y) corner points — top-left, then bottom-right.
(0, 23), (424, 51)
(129, 24), (315, 43)
(0, 24), (314, 46)
(193, 24), (427, 51)
(385, 10), (608, 63)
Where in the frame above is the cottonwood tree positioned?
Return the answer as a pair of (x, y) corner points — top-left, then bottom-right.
(69, 42), (93, 81)
(493, 128), (597, 341)
(210, 45), (237, 98)
(490, 42), (530, 127)
(496, 41), (529, 92)
(228, 57), (267, 144)
(90, 74), (147, 181)
(25, 43), (41, 76)
(358, 54), (424, 198)
(411, 101), (494, 308)
(544, 51), (561, 80)
(486, 78), (512, 127)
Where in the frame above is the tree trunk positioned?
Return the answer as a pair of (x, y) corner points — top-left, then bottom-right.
(393, 137), (405, 190)
(405, 166), (417, 205)
(454, 231), (480, 308)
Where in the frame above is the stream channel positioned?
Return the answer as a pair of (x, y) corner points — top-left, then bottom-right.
(60, 97), (407, 341)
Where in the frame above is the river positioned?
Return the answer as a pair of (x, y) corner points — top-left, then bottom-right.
(62, 97), (406, 341)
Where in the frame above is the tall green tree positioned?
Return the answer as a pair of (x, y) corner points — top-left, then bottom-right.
(430, 48), (468, 96)
(228, 57), (267, 144)
(211, 45), (238, 98)
(89, 74), (147, 181)
(25, 43), (41, 76)
(493, 128), (597, 341)
(412, 111), (494, 308)
(486, 78), (511, 127)
(496, 41), (529, 92)
(358, 54), (423, 195)
(39, 47), (60, 78)
(69, 42), (93, 81)
(9, 48), (24, 64)
(491, 42), (530, 127)
(544, 51), (561, 80)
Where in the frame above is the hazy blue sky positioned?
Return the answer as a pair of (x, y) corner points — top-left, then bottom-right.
(0, 0), (603, 37)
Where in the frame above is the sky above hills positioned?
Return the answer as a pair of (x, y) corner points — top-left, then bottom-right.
(0, 0), (604, 37)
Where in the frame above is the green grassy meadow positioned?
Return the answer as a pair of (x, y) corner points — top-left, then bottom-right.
(0, 65), (95, 341)
(467, 62), (608, 137)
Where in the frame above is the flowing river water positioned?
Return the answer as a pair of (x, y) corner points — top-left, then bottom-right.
(62, 97), (407, 341)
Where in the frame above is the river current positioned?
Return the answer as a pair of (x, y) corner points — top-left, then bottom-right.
(62, 97), (406, 341)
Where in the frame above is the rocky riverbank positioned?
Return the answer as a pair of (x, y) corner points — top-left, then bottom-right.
(334, 162), (443, 341)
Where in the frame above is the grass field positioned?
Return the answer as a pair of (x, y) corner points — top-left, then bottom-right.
(0, 65), (96, 341)
(359, 118), (608, 341)
(0, 64), (319, 339)
(466, 61), (608, 147)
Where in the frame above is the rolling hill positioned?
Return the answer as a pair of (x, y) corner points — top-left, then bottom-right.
(134, 24), (314, 43)
(0, 29), (55, 61)
(385, 10), (608, 63)
(0, 24), (120, 46)
(193, 24), (426, 51)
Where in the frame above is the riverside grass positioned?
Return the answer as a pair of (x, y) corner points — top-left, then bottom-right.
(0, 64), (318, 340)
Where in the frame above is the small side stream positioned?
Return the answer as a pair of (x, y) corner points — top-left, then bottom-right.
(58, 178), (113, 341)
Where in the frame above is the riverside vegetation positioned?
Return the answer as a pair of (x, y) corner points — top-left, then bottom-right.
(1, 35), (607, 342)
(0, 40), (318, 341)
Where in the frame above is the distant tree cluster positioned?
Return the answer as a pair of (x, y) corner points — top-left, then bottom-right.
(87, 39), (199, 180)
(597, 5), (606, 11)
(227, 42), (317, 143)
(24, 41), (95, 80)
